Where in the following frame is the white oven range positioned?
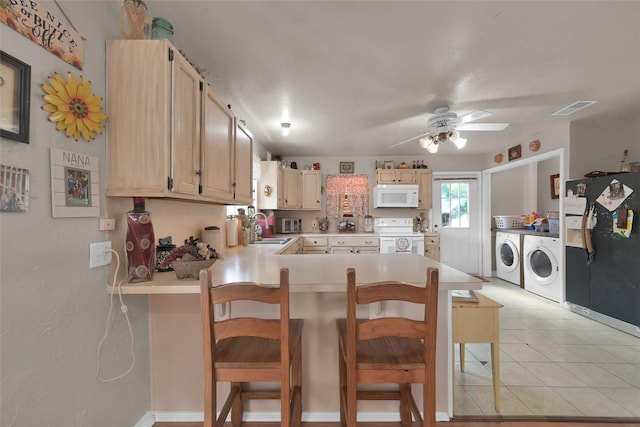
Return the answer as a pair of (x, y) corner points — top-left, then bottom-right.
(375, 217), (425, 255)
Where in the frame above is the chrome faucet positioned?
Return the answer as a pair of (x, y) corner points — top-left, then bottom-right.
(253, 212), (268, 240)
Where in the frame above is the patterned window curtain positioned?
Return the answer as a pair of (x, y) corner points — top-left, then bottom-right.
(325, 174), (369, 218)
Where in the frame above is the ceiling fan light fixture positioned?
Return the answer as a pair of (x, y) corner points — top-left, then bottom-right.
(419, 136), (429, 149)
(453, 137), (467, 149)
(426, 142), (439, 153)
(280, 122), (291, 136)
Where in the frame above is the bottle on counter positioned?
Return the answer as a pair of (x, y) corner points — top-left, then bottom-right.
(126, 197), (155, 282)
(363, 215), (374, 233)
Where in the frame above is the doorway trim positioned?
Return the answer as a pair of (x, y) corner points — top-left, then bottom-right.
(481, 148), (565, 280)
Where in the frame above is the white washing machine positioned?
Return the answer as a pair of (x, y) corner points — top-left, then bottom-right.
(523, 235), (562, 302)
(495, 231), (521, 285)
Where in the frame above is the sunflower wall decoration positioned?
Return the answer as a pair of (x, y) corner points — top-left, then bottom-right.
(41, 72), (107, 142)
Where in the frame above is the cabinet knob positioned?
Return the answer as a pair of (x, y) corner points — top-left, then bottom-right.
(195, 170), (202, 176)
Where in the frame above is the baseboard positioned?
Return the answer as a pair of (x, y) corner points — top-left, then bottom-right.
(135, 410), (451, 426)
(568, 303), (640, 337)
(133, 411), (157, 427)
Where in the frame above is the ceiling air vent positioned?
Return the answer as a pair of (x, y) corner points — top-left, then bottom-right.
(551, 101), (597, 116)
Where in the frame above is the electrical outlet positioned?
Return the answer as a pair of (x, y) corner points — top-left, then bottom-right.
(90, 241), (112, 268)
(99, 218), (116, 231)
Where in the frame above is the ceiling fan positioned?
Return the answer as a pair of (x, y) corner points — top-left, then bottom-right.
(390, 106), (509, 153)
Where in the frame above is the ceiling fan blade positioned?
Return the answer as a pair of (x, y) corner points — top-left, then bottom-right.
(454, 109), (493, 124)
(389, 132), (429, 148)
(456, 123), (509, 131)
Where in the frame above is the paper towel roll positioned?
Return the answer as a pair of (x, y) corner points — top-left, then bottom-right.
(225, 218), (238, 247)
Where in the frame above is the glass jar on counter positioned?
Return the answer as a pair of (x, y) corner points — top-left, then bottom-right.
(363, 215), (374, 233)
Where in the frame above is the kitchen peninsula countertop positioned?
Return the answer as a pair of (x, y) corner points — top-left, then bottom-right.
(110, 235), (479, 294)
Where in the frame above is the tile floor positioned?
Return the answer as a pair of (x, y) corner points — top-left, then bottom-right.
(453, 277), (640, 418)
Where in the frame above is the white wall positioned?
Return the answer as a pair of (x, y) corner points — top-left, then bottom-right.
(0, 3), (150, 426)
(570, 109), (640, 179)
(486, 121), (569, 222)
(491, 166), (529, 216)
(480, 121), (570, 169)
(537, 157), (560, 216)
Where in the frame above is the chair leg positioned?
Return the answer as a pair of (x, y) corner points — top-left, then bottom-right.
(292, 341), (303, 427)
(203, 374), (215, 427)
(346, 368), (357, 427)
(231, 382), (243, 427)
(399, 384), (412, 426)
(338, 350), (346, 427)
(423, 377), (435, 427)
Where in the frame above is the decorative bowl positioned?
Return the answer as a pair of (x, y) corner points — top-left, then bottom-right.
(171, 258), (217, 279)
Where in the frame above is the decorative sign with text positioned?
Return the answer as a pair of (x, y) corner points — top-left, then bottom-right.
(1, 0), (84, 70)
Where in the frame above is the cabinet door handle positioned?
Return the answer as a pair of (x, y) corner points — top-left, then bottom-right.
(195, 170), (202, 176)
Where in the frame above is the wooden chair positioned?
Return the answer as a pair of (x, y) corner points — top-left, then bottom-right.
(200, 268), (303, 427)
(336, 267), (439, 427)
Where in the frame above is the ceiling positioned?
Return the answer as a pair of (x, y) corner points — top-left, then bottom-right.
(66, 1), (640, 157)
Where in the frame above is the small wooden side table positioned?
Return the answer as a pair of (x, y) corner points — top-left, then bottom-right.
(452, 291), (503, 411)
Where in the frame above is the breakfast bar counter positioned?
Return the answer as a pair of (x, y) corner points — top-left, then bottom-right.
(111, 241), (480, 294)
(121, 241), (482, 422)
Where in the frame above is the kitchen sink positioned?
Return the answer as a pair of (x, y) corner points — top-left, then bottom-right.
(251, 237), (293, 245)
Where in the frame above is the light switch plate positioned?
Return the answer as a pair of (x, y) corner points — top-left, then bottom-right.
(99, 218), (116, 231)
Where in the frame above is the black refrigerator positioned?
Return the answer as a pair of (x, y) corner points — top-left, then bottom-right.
(565, 172), (640, 329)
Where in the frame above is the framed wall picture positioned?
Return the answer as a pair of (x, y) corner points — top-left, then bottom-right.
(0, 51), (30, 143)
(0, 164), (29, 212)
(550, 173), (560, 199)
(508, 144), (521, 161)
(50, 148), (100, 217)
(339, 161), (354, 174)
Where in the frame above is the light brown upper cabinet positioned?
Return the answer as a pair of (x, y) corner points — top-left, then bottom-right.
(301, 170), (321, 210)
(375, 169), (416, 184)
(416, 169), (433, 209)
(279, 168), (301, 209)
(199, 82), (234, 200)
(233, 121), (253, 204)
(106, 39), (251, 204)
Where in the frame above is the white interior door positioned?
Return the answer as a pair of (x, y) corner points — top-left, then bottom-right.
(432, 174), (481, 274)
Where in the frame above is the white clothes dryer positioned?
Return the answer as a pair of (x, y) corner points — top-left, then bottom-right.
(523, 235), (562, 302)
(495, 231), (521, 285)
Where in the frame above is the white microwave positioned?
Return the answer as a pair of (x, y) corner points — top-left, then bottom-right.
(373, 185), (419, 208)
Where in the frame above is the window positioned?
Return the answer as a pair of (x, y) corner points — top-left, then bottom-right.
(441, 182), (469, 228)
(325, 174), (369, 218)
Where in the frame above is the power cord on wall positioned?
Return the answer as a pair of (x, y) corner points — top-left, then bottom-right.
(96, 248), (136, 382)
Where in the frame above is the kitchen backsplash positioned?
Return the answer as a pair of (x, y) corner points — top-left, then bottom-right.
(270, 208), (430, 234)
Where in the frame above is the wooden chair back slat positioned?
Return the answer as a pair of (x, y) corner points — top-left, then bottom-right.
(358, 317), (427, 341)
(210, 282), (281, 305)
(214, 318), (280, 341)
(356, 281), (428, 304)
